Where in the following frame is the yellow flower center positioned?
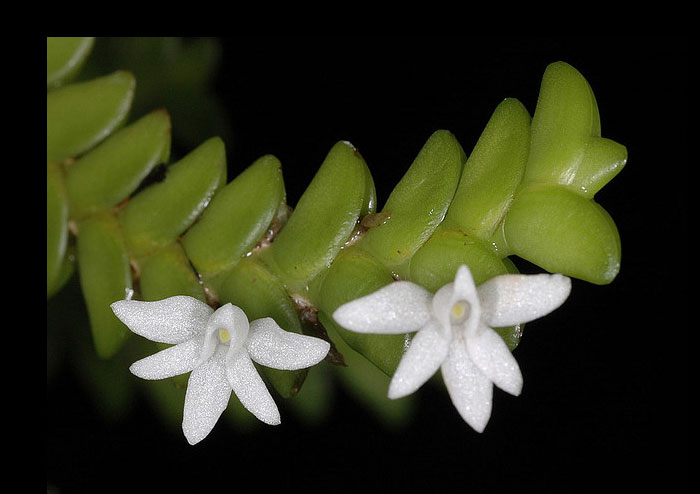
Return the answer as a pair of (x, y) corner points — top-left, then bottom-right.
(450, 300), (471, 324)
(218, 328), (231, 344)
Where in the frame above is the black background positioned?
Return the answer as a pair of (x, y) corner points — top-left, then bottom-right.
(47, 37), (688, 491)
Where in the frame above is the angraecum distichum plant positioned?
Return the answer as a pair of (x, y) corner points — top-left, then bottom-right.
(47, 37), (627, 444)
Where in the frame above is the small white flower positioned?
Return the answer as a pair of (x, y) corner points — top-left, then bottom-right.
(333, 265), (571, 432)
(111, 296), (330, 445)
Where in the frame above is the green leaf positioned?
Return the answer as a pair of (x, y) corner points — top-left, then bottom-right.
(571, 137), (628, 198)
(47, 71), (135, 162)
(47, 162), (69, 296)
(523, 61), (627, 197)
(216, 256), (308, 398)
(316, 249), (407, 376)
(66, 109), (171, 220)
(408, 228), (510, 292)
(47, 37), (95, 89)
(499, 62), (625, 285)
(182, 154), (285, 279)
(504, 184), (621, 284)
(217, 257), (302, 335)
(442, 98), (530, 239)
(263, 141), (375, 293)
(119, 137), (227, 257)
(137, 242), (207, 302)
(76, 212), (133, 358)
(359, 130), (465, 273)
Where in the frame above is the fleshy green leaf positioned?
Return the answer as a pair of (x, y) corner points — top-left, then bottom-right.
(76, 212), (133, 358)
(47, 37), (95, 89)
(137, 242), (207, 302)
(358, 130), (465, 274)
(47, 162), (69, 296)
(523, 61), (627, 197)
(66, 109), (171, 220)
(501, 62), (625, 284)
(316, 249), (407, 376)
(216, 256), (307, 398)
(570, 137), (628, 198)
(182, 154), (285, 279)
(408, 228), (510, 292)
(217, 257), (302, 335)
(504, 184), (621, 284)
(263, 141), (375, 293)
(119, 137), (227, 257)
(47, 71), (135, 162)
(442, 98), (530, 239)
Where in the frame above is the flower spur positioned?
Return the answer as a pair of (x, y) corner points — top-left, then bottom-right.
(111, 296), (330, 445)
(333, 265), (571, 432)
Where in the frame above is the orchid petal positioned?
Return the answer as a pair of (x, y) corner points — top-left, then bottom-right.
(431, 282), (455, 332)
(226, 348), (280, 425)
(453, 264), (480, 302)
(388, 320), (449, 399)
(441, 340), (493, 433)
(478, 273), (571, 327)
(467, 326), (523, 396)
(129, 335), (204, 380)
(182, 347), (231, 445)
(246, 318), (330, 370)
(333, 281), (432, 334)
(111, 296), (213, 344)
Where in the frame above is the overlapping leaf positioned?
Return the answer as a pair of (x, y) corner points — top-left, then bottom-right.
(503, 61), (626, 284)
(262, 141), (376, 294)
(47, 37), (95, 89)
(76, 212), (133, 358)
(47, 71), (135, 163)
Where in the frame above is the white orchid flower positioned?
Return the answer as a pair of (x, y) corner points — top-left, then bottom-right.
(111, 296), (330, 445)
(333, 265), (571, 432)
